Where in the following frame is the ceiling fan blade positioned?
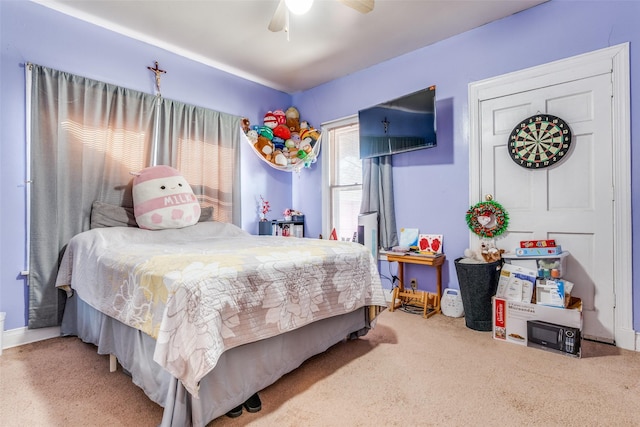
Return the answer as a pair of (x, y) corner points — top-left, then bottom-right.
(338, 0), (374, 14)
(268, 0), (287, 32)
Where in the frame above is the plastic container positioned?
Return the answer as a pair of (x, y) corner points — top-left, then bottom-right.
(502, 251), (569, 278)
(441, 288), (464, 318)
(454, 258), (503, 331)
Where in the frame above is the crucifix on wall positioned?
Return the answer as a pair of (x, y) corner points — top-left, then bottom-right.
(147, 61), (166, 95)
(381, 117), (390, 134)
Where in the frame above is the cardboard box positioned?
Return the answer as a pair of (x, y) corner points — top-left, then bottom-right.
(492, 296), (582, 356)
(515, 246), (563, 256)
(520, 239), (556, 248)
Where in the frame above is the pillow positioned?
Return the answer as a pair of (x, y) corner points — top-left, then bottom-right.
(199, 206), (214, 222)
(132, 165), (201, 230)
(90, 202), (213, 229)
(90, 201), (138, 229)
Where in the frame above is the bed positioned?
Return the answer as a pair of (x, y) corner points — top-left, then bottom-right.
(55, 220), (386, 426)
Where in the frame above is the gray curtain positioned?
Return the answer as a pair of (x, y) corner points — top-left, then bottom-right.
(360, 155), (398, 250)
(28, 64), (240, 328)
(156, 98), (241, 225)
(28, 64), (157, 328)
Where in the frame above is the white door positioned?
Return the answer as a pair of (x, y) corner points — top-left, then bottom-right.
(478, 72), (615, 342)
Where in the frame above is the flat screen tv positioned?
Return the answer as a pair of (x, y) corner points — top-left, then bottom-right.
(358, 85), (436, 159)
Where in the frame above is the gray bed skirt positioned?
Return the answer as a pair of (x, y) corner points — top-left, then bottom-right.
(61, 295), (371, 426)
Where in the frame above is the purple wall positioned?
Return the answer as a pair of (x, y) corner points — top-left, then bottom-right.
(2, 1), (639, 333)
(294, 0), (640, 330)
(0, 1), (291, 330)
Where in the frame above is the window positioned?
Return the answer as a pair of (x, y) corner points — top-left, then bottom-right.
(322, 116), (361, 241)
(27, 64), (241, 328)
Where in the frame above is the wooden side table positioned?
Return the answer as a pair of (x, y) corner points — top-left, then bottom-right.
(386, 253), (446, 318)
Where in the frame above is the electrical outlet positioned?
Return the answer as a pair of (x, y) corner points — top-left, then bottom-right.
(410, 278), (417, 290)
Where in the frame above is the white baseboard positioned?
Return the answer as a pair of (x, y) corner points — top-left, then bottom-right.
(1, 325), (60, 353)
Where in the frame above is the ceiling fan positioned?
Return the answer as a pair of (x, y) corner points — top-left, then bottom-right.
(268, 0), (375, 33)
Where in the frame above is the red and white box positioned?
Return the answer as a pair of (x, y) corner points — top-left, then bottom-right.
(520, 239), (556, 248)
(492, 296), (582, 352)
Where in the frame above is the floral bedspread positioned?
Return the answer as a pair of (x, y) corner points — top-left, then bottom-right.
(56, 222), (386, 396)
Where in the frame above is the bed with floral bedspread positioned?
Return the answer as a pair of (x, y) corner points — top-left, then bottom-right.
(56, 221), (386, 397)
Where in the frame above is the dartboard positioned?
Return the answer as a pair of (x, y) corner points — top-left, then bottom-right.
(508, 114), (572, 169)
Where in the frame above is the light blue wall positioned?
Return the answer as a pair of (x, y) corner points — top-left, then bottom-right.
(2, 0), (638, 333)
(294, 0), (639, 330)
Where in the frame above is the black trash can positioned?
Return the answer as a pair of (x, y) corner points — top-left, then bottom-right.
(454, 258), (503, 331)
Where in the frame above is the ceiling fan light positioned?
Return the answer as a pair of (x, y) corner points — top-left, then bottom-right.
(285, 0), (314, 15)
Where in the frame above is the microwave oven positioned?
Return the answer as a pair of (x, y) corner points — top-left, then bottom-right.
(526, 320), (581, 356)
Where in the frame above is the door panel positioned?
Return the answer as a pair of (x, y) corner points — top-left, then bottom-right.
(479, 72), (614, 342)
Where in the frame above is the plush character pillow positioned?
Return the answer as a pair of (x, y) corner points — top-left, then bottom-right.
(132, 165), (201, 230)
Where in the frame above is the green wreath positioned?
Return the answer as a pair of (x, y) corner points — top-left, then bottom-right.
(466, 199), (509, 238)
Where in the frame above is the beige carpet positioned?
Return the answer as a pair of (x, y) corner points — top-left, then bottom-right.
(1, 309), (639, 426)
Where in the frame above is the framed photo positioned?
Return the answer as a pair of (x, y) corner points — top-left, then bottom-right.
(418, 234), (443, 254)
(399, 228), (419, 248)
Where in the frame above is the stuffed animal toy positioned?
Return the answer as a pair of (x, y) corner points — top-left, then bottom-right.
(241, 117), (251, 134)
(246, 129), (259, 144)
(298, 135), (312, 153)
(272, 139), (285, 151)
(273, 123), (291, 140)
(462, 241), (504, 263)
(254, 136), (274, 161)
(272, 109), (286, 125)
(463, 248), (485, 263)
(285, 106), (300, 133)
(263, 111), (278, 129)
(307, 126), (321, 142)
(296, 149), (308, 160)
(272, 149), (287, 167)
(258, 125), (274, 140)
(480, 240), (505, 263)
(132, 165), (201, 230)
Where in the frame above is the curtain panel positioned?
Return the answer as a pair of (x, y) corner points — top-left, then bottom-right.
(360, 155), (398, 250)
(156, 99), (241, 225)
(27, 64), (240, 328)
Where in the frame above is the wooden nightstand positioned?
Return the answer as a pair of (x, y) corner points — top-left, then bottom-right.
(386, 253), (446, 318)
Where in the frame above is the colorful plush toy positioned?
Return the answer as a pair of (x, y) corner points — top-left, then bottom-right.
(263, 111), (278, 129)
(246, 129), (259, 143)
(272, 109), (286, 125)
(242, 107), (321, 171)
(285, 106), (300, 133)
(254, 136), (274, 161)
(258, 125), (274, 140)
(241, 117), (251, 134)
(273, 123), (291, 140)
(272, 149), (287, 167)
(132, 165), (201, 230)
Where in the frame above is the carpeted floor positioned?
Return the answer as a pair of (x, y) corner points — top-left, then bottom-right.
(1, 309), (639, 426)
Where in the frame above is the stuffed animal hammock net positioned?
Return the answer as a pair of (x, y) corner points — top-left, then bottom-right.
(241, 108), (322, 173)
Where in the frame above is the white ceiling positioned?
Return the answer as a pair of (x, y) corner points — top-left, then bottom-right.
(36, 0), (547, 94)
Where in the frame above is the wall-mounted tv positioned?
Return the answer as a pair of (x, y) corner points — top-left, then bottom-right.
(358, 85), (436, 159)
